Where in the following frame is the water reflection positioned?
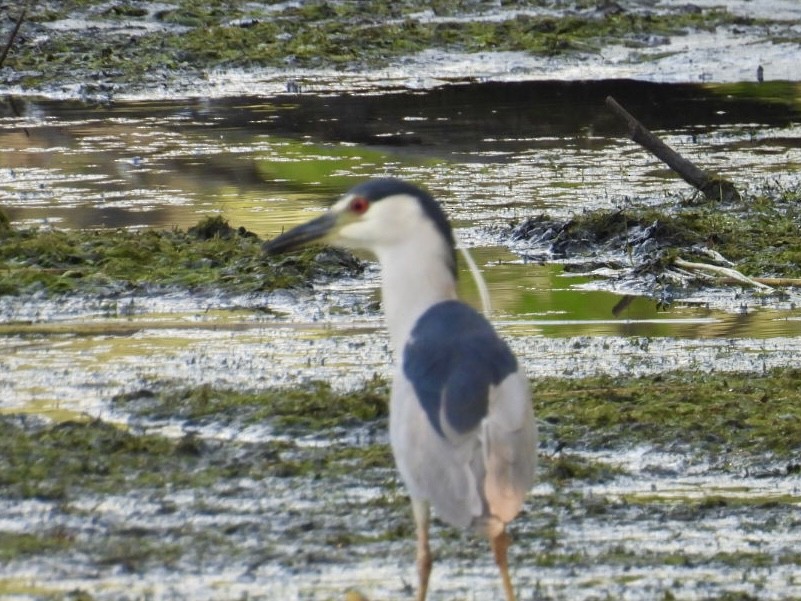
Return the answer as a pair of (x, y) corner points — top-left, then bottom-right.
(2, 80), (801, 229)
(458, 251), (801, 339)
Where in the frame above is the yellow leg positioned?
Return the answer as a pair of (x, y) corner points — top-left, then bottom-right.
(491, 528), (516, 601)
(412, 500), (432, 601)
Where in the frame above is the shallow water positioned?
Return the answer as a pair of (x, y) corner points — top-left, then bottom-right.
(3, 80), (801, 409)
(3, 81), (801, 230)
(3, 81), (801, 418)
(3, 80), (801, 600)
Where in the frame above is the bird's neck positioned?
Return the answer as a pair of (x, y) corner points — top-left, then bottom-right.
(375, 240), (458, 357)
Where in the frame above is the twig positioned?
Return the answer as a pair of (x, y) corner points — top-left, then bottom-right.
(720, 276), (801, 288)
(605, 96), (740, 203)
(0, 0), (30, 69)
(673, 257), (773, 291)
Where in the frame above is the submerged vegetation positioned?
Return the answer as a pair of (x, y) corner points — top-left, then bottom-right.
(0, 0), (781, 91)
(0, 216), (362, 297)
(508, 182), (801, 288)
(111, 367), (801, 460)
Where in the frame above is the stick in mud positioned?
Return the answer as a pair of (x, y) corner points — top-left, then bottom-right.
(673, 257), (773, 290)
(0, 0), (30, 69)
(605, 95), (740, 203)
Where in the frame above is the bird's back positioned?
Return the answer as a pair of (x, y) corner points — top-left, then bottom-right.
(390, 300), (537, 529)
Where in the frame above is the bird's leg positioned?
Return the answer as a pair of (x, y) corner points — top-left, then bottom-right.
(490, 526), (516, 601)
(412, 499), (432, 601)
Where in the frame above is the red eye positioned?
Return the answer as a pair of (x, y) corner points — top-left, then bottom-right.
(349, 196), (369, 214)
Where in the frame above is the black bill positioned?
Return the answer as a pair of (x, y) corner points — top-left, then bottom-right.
(262, 212), (338, 255)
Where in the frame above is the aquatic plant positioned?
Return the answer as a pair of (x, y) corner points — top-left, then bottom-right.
(0, 216), (363, 297)
(3, 0), (779, 91)
(115, 367), (801, 459)
(508, 182), (801, 295)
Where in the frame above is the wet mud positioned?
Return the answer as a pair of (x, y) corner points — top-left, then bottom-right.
(1, 0), (800, 99)
(3, 371), (801, 600)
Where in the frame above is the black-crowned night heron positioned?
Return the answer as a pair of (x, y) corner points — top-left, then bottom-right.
(264, 178), (537, 601)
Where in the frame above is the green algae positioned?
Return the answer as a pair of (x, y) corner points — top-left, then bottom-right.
(115, 366), (801, 459)
(115, 377), (389, 431)
(535, 367), (801, 456)
(0, 531), (73, 562)
(0, 216), (362, 297)
(0, 379), (394, 503)
(514, 181), (801, 280)
(528, 544), (801, 572)
(0, 416), (235, 500)
(714, 185), (801, 278)
(4, 1), (781, 89)
(543, 453), (624, 484)
(0, 411), (393, 503)
(167, 5), (766, 70)
(705, 81), (801, 112)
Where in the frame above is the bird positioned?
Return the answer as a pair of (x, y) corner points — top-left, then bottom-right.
(263, 178), (537, 601)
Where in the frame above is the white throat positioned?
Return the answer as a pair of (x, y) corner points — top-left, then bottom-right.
(373, 227), (457, 357)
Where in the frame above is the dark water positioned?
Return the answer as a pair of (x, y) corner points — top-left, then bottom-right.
(2, 79), (800, 227)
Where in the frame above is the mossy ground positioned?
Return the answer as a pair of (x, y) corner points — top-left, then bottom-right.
(112, 366), (801, 460)
(3, 366), (799, 510)
(510, 181), (801, 282)
(1, 0), (778, 91)
(3, 367), (800, 593)
(534, 367), (801, 456)
(0, 215), (362, 297)
(114, 377), (390, 430)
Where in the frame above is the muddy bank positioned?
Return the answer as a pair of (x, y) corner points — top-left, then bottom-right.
(0, 1), (799, 100)
(500, 178), (801, 308)
(3, 370), (801, 600)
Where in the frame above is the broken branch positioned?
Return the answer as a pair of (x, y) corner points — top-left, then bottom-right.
(605, 95), (740, 203)
(673, 257), (773, 291)
(0, 0), (30, 69)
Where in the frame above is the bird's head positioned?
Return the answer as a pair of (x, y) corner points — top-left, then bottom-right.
(263, 178), (457, 274)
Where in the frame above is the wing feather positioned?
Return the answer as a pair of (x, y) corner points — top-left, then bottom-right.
(391, 301), (537, 528)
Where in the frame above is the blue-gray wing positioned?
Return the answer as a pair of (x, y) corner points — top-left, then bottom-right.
(402, 300), (517, 438)
(394, 300), (537, 527)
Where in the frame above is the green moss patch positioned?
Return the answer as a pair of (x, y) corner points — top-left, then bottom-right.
(156, 5), (767, 70)
(114, 377), (390, 431)
(0, 216), (362, 297)
(3, 1), (779, 89)
(0, 531), (74, 562)
(0, 381), (395, 503)
(117, 367), (801, 461)
(0, 416), (233, 500)
(0, 410), (394, 504)
(509, 182), (801, 281)
(535, 367), (801, 456)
